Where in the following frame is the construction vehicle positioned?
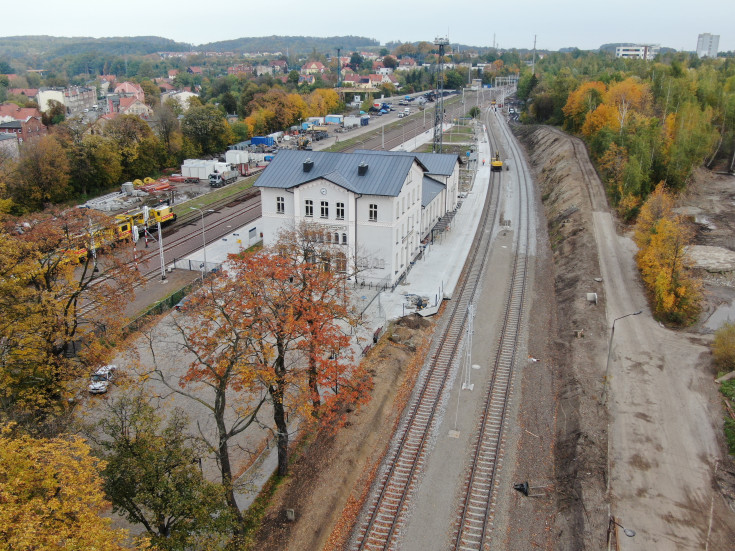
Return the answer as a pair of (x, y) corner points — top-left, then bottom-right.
(491, 151), (503, 172)
(115, 203), (177, 237)
(296, 135), (312, 150)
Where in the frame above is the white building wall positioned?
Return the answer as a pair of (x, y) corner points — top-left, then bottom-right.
(36, 89), (65, 113)
(257, 160), (427, 286)
(696, 33), (719, 58)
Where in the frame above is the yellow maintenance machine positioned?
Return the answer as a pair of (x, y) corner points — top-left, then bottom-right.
(491, 151), (503, 172)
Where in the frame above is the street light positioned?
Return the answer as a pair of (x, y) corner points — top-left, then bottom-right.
(601, 310), (642, 404)
(189, 207), (214, 280)
(608, 516), (636, 543)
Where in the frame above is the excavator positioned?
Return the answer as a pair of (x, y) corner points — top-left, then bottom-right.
(491, 151), (503, 172)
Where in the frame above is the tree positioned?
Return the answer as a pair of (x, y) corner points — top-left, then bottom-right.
(153, 103), (182, 160)
(69, 134), (122, 197)
(41, 99), (66, 126)
(103, 114), (158, 180)
(469, 106), (481, 118)
(139, 80), (161, 108)
(181, 104), (234, 155)
(0, 426), (128, 550)
(11, 134), (71, 211)
(147, 274), (270, 530)
(92, 394), (232, 549)
(634, 184), (701, 324)
(383, 55), (398, 69)
(0, 209), (138, 431)
(563, 81), (606, 132)
(349, 52), (364, 72)
(713, 322), (735, 372)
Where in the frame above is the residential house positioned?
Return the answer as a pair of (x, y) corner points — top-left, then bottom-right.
(228, 64), (253, 76)
(114, 81), (145, 102)
(270, 60), (288, 73)
(0, 116), (47, 143)
(0, 104), (43, 124)
(256, 149), (460, 287)
(298, 74), (316, 86)
(36, 88), (65, 113)
(64, 86), (96, 115)
(164, 90), (199, 111)
(301, 61), (326, 75)
(118, 96), (153, 119)
(187, 66), (204, 75)
(8, 88), (39, 101)
(168, 69), (180, 79)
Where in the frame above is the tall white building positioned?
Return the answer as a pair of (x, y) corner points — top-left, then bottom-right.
(696, 33), (720, 58)
(615, 45), (660, 60)
(256, 149), (461, 287)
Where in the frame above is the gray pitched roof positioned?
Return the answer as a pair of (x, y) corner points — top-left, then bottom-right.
(255, 149), (424, 197)
(422, 176), (445, 207)
(355, 149), (461, 176)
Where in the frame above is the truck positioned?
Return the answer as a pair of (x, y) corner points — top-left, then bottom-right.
(209, 169), (239, 188)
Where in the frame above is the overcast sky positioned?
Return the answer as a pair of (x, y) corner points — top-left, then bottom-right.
(7, 0), (734, 53)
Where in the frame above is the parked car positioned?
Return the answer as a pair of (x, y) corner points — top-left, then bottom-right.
(88, 365), (117, 394)
(174, 296), (191, 311)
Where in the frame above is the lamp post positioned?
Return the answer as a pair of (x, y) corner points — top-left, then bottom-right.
(601, 310), (642, 404)
(607, 516), (636, 549)
(189, 207), (214, 280)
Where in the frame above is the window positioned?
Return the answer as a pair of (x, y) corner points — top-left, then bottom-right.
(342, 233), (347, 244)
(369, 204), (378, 222)
(336, 202), (345, 220)
(305, 199), (313, 217)
(321, 201), (329, 218)
(276, 196), (285, 214)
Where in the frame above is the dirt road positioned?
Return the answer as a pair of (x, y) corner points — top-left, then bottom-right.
(519, 126), (735, 550)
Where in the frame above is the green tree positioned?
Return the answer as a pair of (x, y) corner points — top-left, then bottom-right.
(70, 134), (123, 197)
(181, 104), (234, 155)
(139, 79), (161, 108)
(41, 99), (66, 126)
(93, 395), (232, 549)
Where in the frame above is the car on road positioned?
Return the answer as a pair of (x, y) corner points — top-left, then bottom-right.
(398, 113), (405, 118)
(88, 365), (117, 394)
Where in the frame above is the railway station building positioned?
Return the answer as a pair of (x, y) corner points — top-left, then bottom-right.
(255, 149), (461, 287)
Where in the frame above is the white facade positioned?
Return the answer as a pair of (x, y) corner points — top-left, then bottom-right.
(36, 89), (65, 113)
(696, 33), (720, 58)
(615, 45), (660, 60)
(260, 162), (425, 286)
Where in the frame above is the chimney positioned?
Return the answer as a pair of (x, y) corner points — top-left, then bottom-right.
(358, 162), (368, 175)
(303, 159), (313, 172)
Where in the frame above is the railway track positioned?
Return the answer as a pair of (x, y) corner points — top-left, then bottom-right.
(351, 120), (503, 550)
(451, 112), (533, 550)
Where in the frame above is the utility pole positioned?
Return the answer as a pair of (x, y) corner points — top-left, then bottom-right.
(336, 47), (342, 87)
(433, 36), (450, 154)
(532, 35), (537, 75)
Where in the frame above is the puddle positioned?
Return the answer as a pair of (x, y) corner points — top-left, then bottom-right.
(704, 301), (735, 331)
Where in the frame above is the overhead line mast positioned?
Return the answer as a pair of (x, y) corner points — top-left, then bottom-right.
(433, 36), (449, 154)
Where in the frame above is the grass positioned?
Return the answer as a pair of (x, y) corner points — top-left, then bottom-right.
(240, 474), (286, 550)
(171, 177), (256, 217)
(721, 379), (735, 455)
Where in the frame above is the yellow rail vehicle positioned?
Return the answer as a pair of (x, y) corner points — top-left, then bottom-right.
(115, 203), (177, 235)
(491, 151), (503, 172)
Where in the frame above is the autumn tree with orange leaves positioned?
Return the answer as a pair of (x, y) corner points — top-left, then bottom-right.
(634, 184), (701, 324)
(148, 229), (367, 530)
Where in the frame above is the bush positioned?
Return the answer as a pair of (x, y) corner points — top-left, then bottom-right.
(713, 323), (735, 372)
